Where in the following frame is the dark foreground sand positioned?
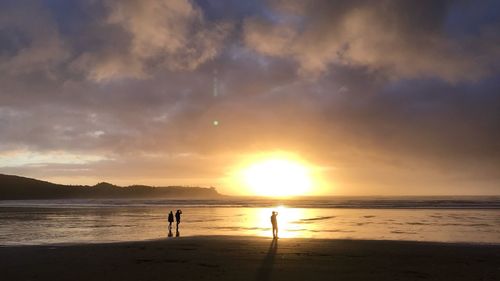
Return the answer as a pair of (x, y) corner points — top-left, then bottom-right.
(1, 236), (499, 281)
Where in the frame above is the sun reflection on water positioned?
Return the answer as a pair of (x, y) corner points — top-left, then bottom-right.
(251, 206), (310, 238)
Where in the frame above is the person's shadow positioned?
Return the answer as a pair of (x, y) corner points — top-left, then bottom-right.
(255, 239), (278, 281)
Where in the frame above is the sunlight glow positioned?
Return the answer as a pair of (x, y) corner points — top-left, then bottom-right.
(241, 157), (312, 197)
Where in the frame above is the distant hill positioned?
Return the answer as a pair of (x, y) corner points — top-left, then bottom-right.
(0, 174), (221, 200)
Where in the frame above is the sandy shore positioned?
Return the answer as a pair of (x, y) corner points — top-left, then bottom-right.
(1, 236), (499, 281)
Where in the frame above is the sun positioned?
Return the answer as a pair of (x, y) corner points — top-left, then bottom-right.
(241, 158), (312, 197)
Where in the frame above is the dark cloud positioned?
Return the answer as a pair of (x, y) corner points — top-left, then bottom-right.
(0, 0), (499, 195)
(244, 0), (500, 81)
(0, 1), (68, 80)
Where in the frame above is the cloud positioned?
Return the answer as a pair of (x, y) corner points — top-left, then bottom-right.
(72, 0), (233, 81)
(0, 149), (106, 168)
(244, 0), (500, 81)
(0, 1), (68, 78)
(0, 0), (233, 82)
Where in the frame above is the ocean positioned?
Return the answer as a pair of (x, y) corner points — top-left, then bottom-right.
(0, 197), (499, 245)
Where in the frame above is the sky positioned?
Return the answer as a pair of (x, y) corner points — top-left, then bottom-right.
(0, 0), (499, 195)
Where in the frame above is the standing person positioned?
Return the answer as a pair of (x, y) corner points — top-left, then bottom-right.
(175, 209), (182, 231)
(270, 211), (278, 239)
(168, 211), (174, 231)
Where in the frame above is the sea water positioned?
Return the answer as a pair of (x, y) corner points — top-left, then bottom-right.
(0, 197), (498, 245)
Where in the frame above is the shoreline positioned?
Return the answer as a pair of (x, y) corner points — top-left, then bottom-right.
(2, 236), (499, 281)
(2, 235), (500, 248)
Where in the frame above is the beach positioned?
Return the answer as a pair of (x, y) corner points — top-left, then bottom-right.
(2, 236), (499, 281)
(2, 198), (499, 245)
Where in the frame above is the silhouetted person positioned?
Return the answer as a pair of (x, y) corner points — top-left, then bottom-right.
(175, 209), (182, 231)
(168, 211), (174, 230)
(271, 211), (278, 239)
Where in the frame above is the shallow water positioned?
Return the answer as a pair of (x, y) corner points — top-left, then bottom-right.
(0, 198), (499, 245)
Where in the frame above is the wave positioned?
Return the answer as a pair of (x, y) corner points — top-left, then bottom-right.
(0, 196), (499, 209)
(293, 216), (336, 224)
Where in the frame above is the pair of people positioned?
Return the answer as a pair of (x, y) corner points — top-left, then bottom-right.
(168, 209), (182, 231)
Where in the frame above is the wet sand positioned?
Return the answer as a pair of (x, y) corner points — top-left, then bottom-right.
(1, 236), (499, 281)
